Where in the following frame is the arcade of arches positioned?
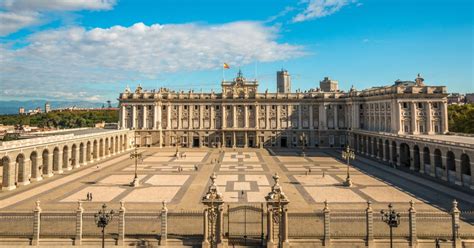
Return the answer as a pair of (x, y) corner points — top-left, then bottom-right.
(1, 130), (133, 191)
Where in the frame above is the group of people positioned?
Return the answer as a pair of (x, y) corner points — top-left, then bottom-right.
(304, 168), (325, 178)
(86, 192), (93, 201)
(175, 152), (187, 159)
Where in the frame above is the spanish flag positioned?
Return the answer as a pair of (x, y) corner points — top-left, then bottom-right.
(223, 63), (230, 69)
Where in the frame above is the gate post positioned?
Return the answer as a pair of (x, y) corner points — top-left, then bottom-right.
(202, 173), (226, 248)
(408, 200), (417, 247)
(32, 200), (41, 246)
(160, 201), (168, 246)
(323, 200), (331, 247)
(118, 201), (125, 246)
(451, 200), (461, 248)
(265, 173), (290, 248)
(74, 200), (83, 246)
(366, 201), (374, 248)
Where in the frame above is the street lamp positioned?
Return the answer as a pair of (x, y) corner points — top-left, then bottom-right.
(342, 146), (355, 187)
(94, 204), (115, 248)
(129, 134), (142, 187)
(381, 203), (400, 248)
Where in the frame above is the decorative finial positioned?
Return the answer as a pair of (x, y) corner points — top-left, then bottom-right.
(35, 200), (41, 210)
(120, 201), (125, 211)
(367, 200), (372, 210)
(77, 200), (83, 211)
(162, 200), (167, 211)
(409, 200), (415, 211)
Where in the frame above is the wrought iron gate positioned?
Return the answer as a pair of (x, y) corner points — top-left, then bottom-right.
(227, 204), (264, 246)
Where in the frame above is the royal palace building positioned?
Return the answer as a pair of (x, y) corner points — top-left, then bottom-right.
(118, 70), (449, 149)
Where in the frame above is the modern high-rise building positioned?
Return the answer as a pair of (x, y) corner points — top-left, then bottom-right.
(276, 69), (291, 93)
(45, 102), (51, 113)
(18, 107), (25, 115)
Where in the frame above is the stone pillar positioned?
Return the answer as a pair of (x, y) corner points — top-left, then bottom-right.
(118, 201), (125, 246)
(282, 208), (290, 248)
(244, 132), (248, 148)
(217, 205), (225, 247)
(210, 105), (215, 129)
(178, 105), (183, 129)
(334, 105), (338, 130)
(202, 209), (210, 248)
(408, 200), (417, 247)
(265, 105), (270, 129)
(222, 105), (226, 128)
(298, 104), (302, 129)
(395, 145), (401, 167)
(232, 131), (236, 148)
(66, 147), (73, 171)
(120, 105), (126, 129)
(160, 201), (168, 246)
(2, 160), (16, 190)
(55, 151), (63, 174)
(153, 104), (158, 130)
(32, 201), (41, 246)
(366, 201), (374, 248)
(142, 105), (147, 129)
(451, 200), (461, 248)
(441, 102), (449, 134)
(276, 105), (280, 129)
(132, 105), (137, 129)
(75, 201), (83, 246)
(18, 159), (31, 186)
(244, 105), (249, 128)
(166, 105), (171, 130)
(323, 200), (331, 247)
(426, 102), (433, 134)
(430, 152), (436, 177)
(266, 207), (274, 247)
(233, 105), (237, 128)
(411, 102), (418, 134)
(319, 104), (327, 130)
(395, 101), (403, 134)
(72, 145), (79, 169)
(45, 153), (54, 178)
(255, 104), (259, 129)
(409, 148), (415, 171)
(31, 154), (42, 182)
(199, 105), (204, 129)
(309, 105), (314, 129)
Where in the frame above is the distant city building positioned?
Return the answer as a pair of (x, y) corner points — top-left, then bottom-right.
(319, 77), (339, 92)
(45, 102), (51, 113)
(447, 93), (465, 105)
(276, 69), (291, 93)
(465, 93), (474, 104)
(18, 107), (25, 115)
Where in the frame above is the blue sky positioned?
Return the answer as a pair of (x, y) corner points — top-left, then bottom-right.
(0, 0), (472, 103)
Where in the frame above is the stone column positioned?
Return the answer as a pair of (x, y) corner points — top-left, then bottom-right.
(75, 200), (83, 246)
(66, 147), (73, 171)
(441, 102), (449, 134)
(451, 200), (461, 248)
(233, 105), (237, 128)
(178, 105), (183, 129)
(244, 105), (249, 128)
(282, 208), (290, 248)
(298, 104), (302, 129)
(366, 201), (374, 248)
(158, 103), (163, 148)
(395, 145), (401, 167)
(210, 105), (215, 129)
(411, 102), (418, 134)
(142, 105), (147, 129)
(132, 105), (137, 129)
(153, 104), (158, 130)
(334, 104), (338, 130)
(323, 201), (331, 247)
(160, 201), (168, 246)
(17, 159), (31, 186)
(199, 105), (204, 129)
(409, 200), (417, 247)
(244, 131), (248, 148)
(32, 201), (41, 246)
(72, 145), (79, 169)
(166, 104), (171, 130)
(202, 209), (210, 248)
(266, 206), (274, 247)
(276, 105), (280, 129)
(45, 153), (54, 178)
(426, 102), (433, 134)
(309, 105), (314, 129)
(31, 154), (42, 182)
(120, 105), (126, 129)
(55, 151), (64, 174)
(232, 131), (236, 148)
(255, 104), (259, 129)
(118, 201), (125, 246)
(265, 105), (270, 129)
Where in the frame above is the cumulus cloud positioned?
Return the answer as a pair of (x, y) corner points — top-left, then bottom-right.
(0, 22), (304, 100)
(0, 0), (116, 36)
(292, 0), (357, 23)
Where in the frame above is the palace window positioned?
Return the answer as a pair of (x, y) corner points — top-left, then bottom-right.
(194, 105), (198, 110)
(216, 106), (220, 110)
(418, 103), (423, 109)
(184, 106), (188, 110)
(403, 102), (408, 109)
(148, 106), (152, 110)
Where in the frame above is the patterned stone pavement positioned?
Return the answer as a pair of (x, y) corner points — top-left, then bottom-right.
(0, 147), (472, 213)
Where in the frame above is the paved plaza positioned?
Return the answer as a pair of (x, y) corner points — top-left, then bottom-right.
(0, 148), (472, 213)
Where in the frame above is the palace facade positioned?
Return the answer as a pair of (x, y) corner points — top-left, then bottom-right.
(118, 70), (449, 149)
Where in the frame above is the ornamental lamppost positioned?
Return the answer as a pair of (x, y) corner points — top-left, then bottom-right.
(129, 134), (142, 187)
(342, 146), (355, 187)
(94, 204), (115, 248)
(381, 203), (400, 248)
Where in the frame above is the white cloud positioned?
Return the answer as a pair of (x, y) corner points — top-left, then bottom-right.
(0, 0), (116, 36)
(0, 21), (305, 100)
(292, 0), (357, 23)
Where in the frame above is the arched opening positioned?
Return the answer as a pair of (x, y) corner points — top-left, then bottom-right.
(434, 149), (443, 178)
(400, 143), (411, 168)
(42, 149), (50, 176)
(93, 140), (98, 160)
(378, 139), (383, 159)
(62, 146), (69, 169)
(446, 151), (456, 183)
(372, 138), (378, 157)
(99, 139), (104, 158)
(391, 141), (397, 165)
(413, 145), (420, 172)
(385, 140), (390, 161)
(423, 147), (431, 174)
(461, 154), (471, 186)
(16, 153), (25, 185)
(30, 151), (40, 180)
(53, 147), (60, 172)
(79, 143), (85, 164)
(71, 144), (77, 167)
(86, 141), (92, 162)
(1, 156), (13, 190)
